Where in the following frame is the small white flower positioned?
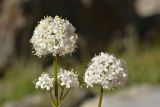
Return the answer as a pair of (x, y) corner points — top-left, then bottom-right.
(30, 16), (78, 57)
(58, 68), (79, 88)
(35, 72), (54, 91)
(84, 52), (127, 89)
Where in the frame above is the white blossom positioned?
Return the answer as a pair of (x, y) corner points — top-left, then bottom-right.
(84, 52), (127, 89)
(35, 72), (54, 91)
(30, 16), (78, 57)
(58, 68), (79, 88)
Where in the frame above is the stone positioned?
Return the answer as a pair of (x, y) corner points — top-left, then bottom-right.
(2, 94), (50, 107)
(0, 0), (26, 76)
(81, 85), (160, 107)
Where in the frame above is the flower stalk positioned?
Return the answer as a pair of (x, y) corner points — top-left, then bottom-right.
(54, 56), (59, 106)
(49, 91), (56, 107)
(61, 88), (70, 101)
(98, 86), (104, 107)
(60, 87), (64, 101)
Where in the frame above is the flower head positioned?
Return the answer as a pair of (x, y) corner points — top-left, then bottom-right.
(30, 16), (78, 57)
(35, 72), (54, 91)
(84, 52), (127, 89)
(58, 68), (79, 88)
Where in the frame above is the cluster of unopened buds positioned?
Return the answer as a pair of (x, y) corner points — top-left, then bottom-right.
(30, 15), (128, 107)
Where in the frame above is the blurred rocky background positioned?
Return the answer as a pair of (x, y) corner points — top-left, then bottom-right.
(0, 0), (160, 107)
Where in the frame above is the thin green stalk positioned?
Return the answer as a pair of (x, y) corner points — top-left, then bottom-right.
(60, 87), (65, 101)
(61, 89), (70, 101)
(98, 86), (104, 107)
(49, 91), (56, 107)
(54, 56), (59, 106)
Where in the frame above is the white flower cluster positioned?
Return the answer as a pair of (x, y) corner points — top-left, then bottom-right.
(58, 68), (79, 88)
(30, 16), (78, 57)
(35, 72), (54, 91)
(84, 52), (127, 89)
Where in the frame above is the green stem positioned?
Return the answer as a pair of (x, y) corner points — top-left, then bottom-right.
(61, 89), (70, 101)
(60, 87), (64, 101)
(54, 56), (59, 106)
(98, 86), (104, 107)
(49, 91), (56, 107)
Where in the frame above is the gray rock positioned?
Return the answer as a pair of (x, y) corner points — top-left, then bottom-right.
(0, 0), (26, 75)
(2, 94), (50, 107)
(81, 85), (160, 107)
(135, 0), (160, 17)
